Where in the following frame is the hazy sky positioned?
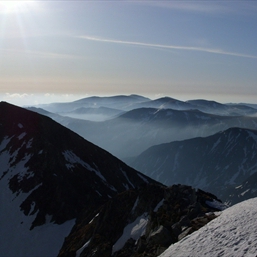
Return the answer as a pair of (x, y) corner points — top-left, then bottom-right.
(1, 0), (257, 105)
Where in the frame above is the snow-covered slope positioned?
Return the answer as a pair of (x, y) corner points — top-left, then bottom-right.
(159, 197), (257, 257)
(0, 102), (155, 256)
(0, 171), (75, 256)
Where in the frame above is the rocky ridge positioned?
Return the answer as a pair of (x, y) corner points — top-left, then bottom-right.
(0, 102), (156, 256)
(59, 184), (225, 257)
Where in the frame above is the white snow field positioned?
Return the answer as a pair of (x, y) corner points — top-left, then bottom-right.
(159, 197), (257, 257)
(0, 138), (75, 257)
(112, 213), (148, 254)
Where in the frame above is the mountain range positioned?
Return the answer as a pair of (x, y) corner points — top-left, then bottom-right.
(30, 105), (257, 160)
(128, 127), (257, 204)
(1, 94), (257, 256)
(36, 95), (257, 117)
(28, 94), (257, 204)
(28, 95), (257, 204)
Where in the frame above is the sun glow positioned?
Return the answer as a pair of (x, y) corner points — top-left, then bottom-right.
(0, 1), (35, 13)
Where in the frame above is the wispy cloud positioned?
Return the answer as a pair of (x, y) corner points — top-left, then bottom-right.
(79, 35), (257, 59)
(0, 48), (83, 59)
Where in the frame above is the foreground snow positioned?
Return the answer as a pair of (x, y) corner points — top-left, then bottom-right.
(0, 140), (75, 256)
(0, 174), (75, 256)
(159, 197), (257, 257)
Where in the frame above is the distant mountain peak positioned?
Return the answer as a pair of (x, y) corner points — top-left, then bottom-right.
(130, 126), (257, 205)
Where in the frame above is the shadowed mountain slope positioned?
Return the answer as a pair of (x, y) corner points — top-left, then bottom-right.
(65, 108), (257, 159)
(31, 96), (257, 160)
(0, 102), (155, 256)
(129, 127), (257, 204)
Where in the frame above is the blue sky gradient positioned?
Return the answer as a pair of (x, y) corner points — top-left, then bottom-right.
(1, 1), (257, 105)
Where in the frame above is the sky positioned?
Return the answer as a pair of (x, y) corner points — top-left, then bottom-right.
(1, 0), (257, 106)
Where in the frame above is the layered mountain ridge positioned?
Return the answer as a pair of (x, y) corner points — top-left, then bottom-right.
(36, 95), (257, 116)
(129, 127), (257, 204)
(2, 95), (257, 256)
(31, 106), (257, 160)
(32, 95), (257, 159)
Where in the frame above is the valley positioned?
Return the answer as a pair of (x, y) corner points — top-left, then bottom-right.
(1, 95), (257, 256)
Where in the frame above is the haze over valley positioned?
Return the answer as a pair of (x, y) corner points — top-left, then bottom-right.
(1, 94), (257, 256)
(1, 1), (257, 256)
(28, 94), (257, 205)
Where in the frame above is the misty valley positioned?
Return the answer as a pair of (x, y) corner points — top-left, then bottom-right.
(1, 94), (257, 256)
(30, 94), (257, 204)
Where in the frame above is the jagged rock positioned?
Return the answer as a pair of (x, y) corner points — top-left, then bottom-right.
(59, 184), (226, 257)
(178, 227), (193, 241)
(148, 225), (173, 246)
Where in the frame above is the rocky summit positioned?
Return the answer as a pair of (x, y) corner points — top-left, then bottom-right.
(59, 184), (225, 257)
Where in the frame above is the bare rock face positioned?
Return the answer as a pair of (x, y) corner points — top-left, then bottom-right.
(0, 102), (156, 255)
(59, 184), (225, 257)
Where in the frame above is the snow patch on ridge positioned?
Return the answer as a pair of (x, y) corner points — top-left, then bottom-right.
(76, 239), (91, 257)
(0, 136), (11, 152)
(26, 138), (33, 149)
(89, 213), (99, 224)
(63, 150), (107, 182)
(0, 139), (32, 182)
(137, 173), (149, 184)
(18, 132), (26, 140)
(205, 199), (227, 211)
(112, 213), (148, 254)
(154, 199), (164, 212)
(247, 131), (257, 142)
(131, 197), (139, 213)
(121, 168), (135, 188)
(210, 138), (221, 153)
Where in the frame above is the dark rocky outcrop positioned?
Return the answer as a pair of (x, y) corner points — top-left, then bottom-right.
(0, 101), (156, 230)
(59, 184), (225, 257)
